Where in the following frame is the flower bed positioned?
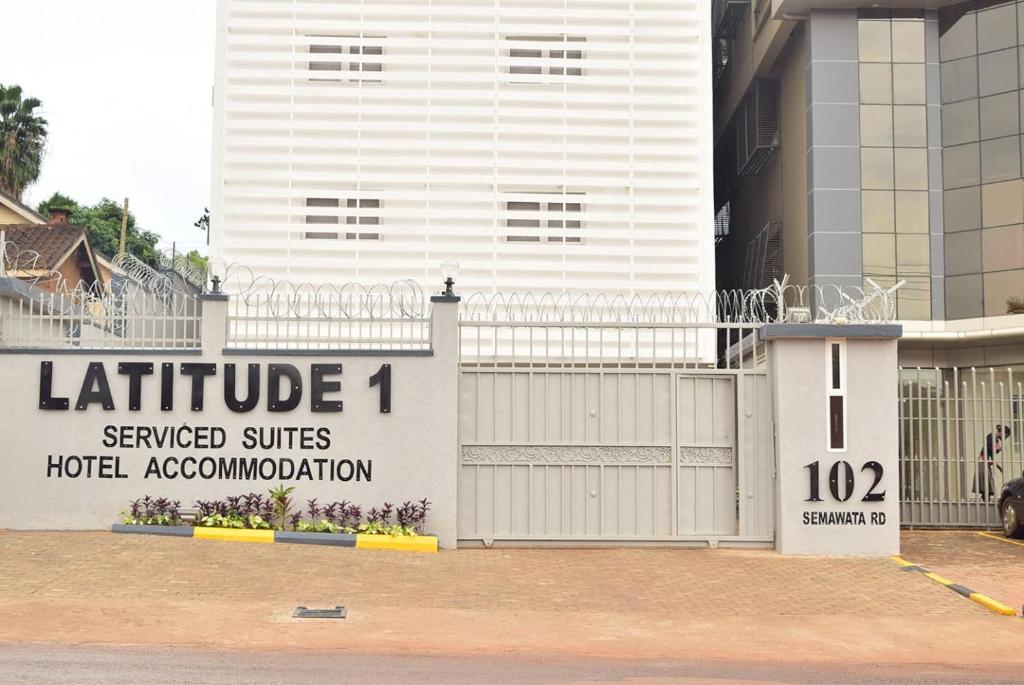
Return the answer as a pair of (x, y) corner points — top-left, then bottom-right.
(114, 488), (436, 552)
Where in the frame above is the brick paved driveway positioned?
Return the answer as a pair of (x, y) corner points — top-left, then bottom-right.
(901, 530), (1024, 612)
(0, 531), (1019, 667)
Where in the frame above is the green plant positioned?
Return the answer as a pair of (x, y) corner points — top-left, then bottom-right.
(396, 499), (430, 533)
(185, 249), (209, 275)
(122, 491), (433, 536)
(358, 521), (416, 537)
(296, 519), (340, 534)
(0, 83), (47, 199)
(200, 513), (245, 529)
(360, 500), (430, 535)
(38, 192), (163, 266)
(300, 499), (362, 531)
(246, 514), (271, 530)
(120, 496), (183, 527)
(268, 484), (296, 531)
(122, 513), (179, 526)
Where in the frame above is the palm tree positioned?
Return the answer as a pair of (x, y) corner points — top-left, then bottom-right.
(0, 84), (48, 200)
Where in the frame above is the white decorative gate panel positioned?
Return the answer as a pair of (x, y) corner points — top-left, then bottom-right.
(738, 374), (774, 539)
(459, 371), (673, 445)
(677, 375), (736, 535)
(458, 368), (774, 542)
(458, 461), (673, 538)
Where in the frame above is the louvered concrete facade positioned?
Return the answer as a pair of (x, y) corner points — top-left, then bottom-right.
(209, 0), (715, 297)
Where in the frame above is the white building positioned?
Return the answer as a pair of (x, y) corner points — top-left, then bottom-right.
(209, 0), (715, 297)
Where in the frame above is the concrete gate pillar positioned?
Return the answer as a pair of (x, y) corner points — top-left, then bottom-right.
(763, 324), (902, 556)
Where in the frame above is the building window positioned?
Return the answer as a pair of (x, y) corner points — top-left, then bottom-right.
(349, 45), (383, 81)
(309, 44), (344, 78)
(505, 200), (542, 242)
(309, 38), (383, 82)
(545, 201), (582, 242)
(303, 197), (380, 240)
(346, 198), (380, 240)
(826, 340), (847, 452)
(505, 196), (582, 243)
(507, 36), (584, 77)
(304, 198), (339, 239)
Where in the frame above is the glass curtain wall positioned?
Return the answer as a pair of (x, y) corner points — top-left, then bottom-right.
(939, 1), (1024, 318)
(858, 10), (932, 319)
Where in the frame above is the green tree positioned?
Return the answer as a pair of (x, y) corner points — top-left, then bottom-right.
(37, 193), (162, 267)
(0, 84), (48, 199)
(185, 249), (208, 274)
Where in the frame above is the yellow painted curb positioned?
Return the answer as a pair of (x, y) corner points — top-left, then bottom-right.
(977, 531), (1024, 549)
(193, 527), (275, 544)
(894, 556), (1018, 617)
(355, 534), (438, 553)
(969, 593), (1018, 616)
(923, 571), (955, 586)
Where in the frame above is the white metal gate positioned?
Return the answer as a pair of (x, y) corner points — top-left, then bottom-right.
(899, 366), (1024, 527)
(457, 301), (774, 545)
(676, 374), (738, 535)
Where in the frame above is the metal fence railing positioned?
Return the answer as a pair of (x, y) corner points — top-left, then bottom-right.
(899, 366), (1024, 527)
(459, 320), (764, 370)
(0, 277), (201, 350)
(1, 235), (202, 351)
(222, 274), (430, 352)
(457, 281), (900, 369)
(2, 247), (903, 361)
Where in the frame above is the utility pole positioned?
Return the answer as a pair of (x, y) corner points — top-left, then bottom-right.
(118, 197), (130, 257)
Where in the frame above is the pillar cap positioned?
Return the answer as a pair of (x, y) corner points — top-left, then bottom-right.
(758, 323), (902, 341)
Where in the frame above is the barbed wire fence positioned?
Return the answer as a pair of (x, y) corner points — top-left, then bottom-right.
(460, 276), (902, 325)
(0, 236), (202, 349)
(220, 264), (430, 350)
(1, 234), (903, 351)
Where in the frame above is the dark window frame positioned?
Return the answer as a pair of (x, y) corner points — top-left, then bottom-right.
(827, 340), (847, 452)
(507, 36), (585, 77)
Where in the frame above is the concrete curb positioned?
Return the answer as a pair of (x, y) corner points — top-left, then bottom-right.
(110, 524), (437, 552)
(194, 527), (275, 543)
(276, 531), (357, 547)
(110, 523), (193, 537)
(891, 556), (1017, 617)
(356, 533), (438, 552)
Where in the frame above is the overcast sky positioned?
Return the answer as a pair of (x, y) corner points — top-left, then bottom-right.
(1, 1), (216, 255)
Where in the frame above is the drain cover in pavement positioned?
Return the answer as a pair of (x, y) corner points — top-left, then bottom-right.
(293, 606), (347, 619)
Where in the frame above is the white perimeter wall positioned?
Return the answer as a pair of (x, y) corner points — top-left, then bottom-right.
(771, 336), (901, 556)
(0, 301), (461, 547)
(209, 0), (715, 297)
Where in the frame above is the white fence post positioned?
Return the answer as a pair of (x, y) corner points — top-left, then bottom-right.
(429, 293), (460, 362)
(767, 323), (902, 556)
(199, 289), (229, 353)
(424, 292), (460, 547)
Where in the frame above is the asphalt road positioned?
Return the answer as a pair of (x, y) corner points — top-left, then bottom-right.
(1, 642), (1020, 685)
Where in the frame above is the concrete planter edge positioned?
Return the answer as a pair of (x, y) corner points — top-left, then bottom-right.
(110, 523), (438, 552)
(111, 523), (194, 537)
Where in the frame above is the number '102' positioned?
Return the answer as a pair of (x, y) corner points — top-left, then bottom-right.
(804, 460), (885, 503)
